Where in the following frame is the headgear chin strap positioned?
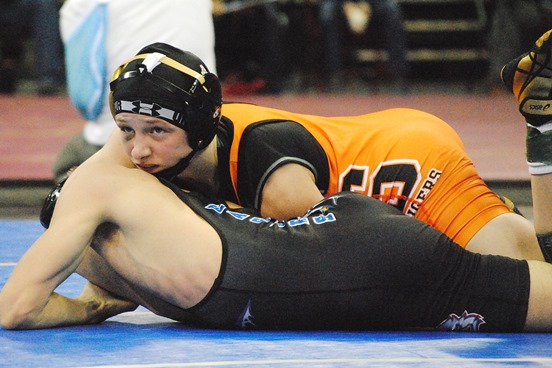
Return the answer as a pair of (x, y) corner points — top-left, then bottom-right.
(154, 149), (199, 181)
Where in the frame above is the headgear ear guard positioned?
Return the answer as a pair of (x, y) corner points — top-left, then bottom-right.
(109, 44), (222, 150)
(183, 72), (222, 150)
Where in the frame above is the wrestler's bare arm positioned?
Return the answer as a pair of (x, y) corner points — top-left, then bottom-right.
(0, 166), (135, 329)
(261, 163), (324, 219)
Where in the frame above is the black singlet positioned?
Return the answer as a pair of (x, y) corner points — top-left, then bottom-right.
(161, 180), (530, 332)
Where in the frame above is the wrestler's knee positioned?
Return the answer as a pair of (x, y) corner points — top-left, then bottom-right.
(466, 213), (542, 261)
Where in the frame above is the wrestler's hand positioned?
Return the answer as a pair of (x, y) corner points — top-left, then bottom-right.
(77, 281), (138, 324)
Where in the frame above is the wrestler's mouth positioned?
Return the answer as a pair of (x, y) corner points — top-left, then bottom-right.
(135, 164), (159, 173)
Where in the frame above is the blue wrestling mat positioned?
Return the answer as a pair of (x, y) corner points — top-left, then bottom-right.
(2, 219), (552, 367)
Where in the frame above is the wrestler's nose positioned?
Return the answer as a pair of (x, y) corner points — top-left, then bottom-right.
(130, 136), (152, 160)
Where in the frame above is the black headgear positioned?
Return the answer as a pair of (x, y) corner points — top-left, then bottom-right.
(109, 43), (222, 179)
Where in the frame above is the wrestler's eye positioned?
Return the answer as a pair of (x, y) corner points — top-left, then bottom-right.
(151, 127), (168, 135)
(119, 126), (134, 134)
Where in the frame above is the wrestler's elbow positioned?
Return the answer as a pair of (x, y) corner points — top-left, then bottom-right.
(0, 298), (37, 330)
(0, 309), (20, 330)
(0, 290), (55, 330)
(0, 314), (33, 330)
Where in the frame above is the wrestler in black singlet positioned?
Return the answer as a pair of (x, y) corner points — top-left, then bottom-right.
(162, 180), (530, 332)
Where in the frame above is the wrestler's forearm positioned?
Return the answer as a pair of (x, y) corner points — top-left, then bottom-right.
(1, 292), (100, 330)
(1, 290), (136, 330)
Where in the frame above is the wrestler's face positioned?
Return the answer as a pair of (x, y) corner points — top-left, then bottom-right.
(115, 113), (193, 174)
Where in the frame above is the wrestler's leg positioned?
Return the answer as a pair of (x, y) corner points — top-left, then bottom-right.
(525, 175), (552, 330)
(425, 178), (542, 260)
(497, 29), (552, 330)
(525, 259), (552, 331)
(76, 247), (144, 303)
(466, 213), (542, 261)
(76, 247), (196, 322)
(501, 28), (552, 261)
(466, 29), (552, 261)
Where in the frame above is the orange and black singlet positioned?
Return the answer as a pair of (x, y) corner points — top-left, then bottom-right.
(217, 103), (510, 246)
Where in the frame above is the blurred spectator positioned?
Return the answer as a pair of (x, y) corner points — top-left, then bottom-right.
(319, 0), (408, 92)
(53, 0), (216, 182)
(0, 0), (64, 95)
(213, 0), (288, 94)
